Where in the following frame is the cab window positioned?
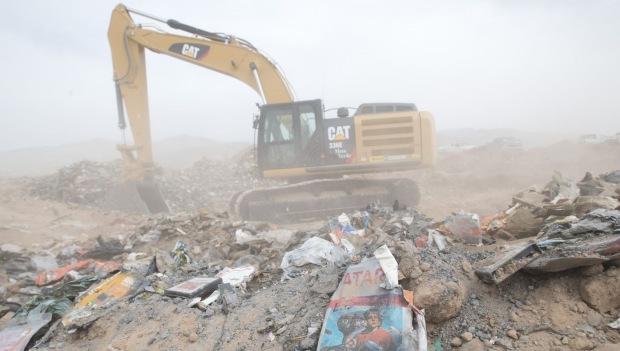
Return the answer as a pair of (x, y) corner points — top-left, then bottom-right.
(264, 108), (294, 143)
(299, 104), (316, 148)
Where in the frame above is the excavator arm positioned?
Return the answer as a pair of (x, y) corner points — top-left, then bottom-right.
(106, 4), (295, 212)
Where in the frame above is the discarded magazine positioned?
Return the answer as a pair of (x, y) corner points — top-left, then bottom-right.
(62, 272), (142, 328)
(0, 313), (52, 351)
(317, 245), (427, 351)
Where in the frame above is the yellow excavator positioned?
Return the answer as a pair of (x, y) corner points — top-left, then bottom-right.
(106, 4), (437, 222)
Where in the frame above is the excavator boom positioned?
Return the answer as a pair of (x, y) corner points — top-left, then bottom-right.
(106, 4), (294, 213)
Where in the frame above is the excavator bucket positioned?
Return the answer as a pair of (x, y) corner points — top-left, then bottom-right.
(104, 181), (170, 214)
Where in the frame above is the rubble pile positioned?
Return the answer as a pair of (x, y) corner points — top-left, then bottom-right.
(27, 150), (284, 213)
(29, 160), (123, 207)
(3, 145), (620, 350)
(2, 169), (620, 350)
(159, 151), (283, 212)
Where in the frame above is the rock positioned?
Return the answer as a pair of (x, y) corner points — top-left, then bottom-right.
(580, 269), (620, 313)
(506, 329), (519, 340)
(412, 280), (465, 323)
(410, 267), (423, 279)
(300, 337), (316, 349)
(459, 338), (485, 351)
(420, 262), (431, 272)
(581, 264), (604, 277)
(450, 337), (463, 347)
(308, 267), (340, 295)
(462, 260), (474, 274)
(460, 331), (474, 342)
(189, 332), (198, 343)
(398, 256), (416, 277)
(509, 311), (519, 322)
(570, 337), (595, 350)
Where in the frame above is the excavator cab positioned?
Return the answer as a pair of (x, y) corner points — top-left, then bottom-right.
(255, 99), (434, 181)
(256, 99), (324, 175)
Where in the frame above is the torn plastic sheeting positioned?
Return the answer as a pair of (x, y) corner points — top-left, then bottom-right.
(82, 235), (127, 260)
(30, 255), (59, 273)
(568, 209), (620, 235)
(373, 245), (399, 290)
(609, 317), (620, 329)
(338, 213), (351, 227)
(543, 171), (580, 205)
(351, 210), (371, 228)
(524, 236), (620, 273)
(259, 229), (295, 247)
(587, 236), (620, 256)
(13, 296), (73, 320)
(481, 214), (506, 231)
(536, 238), (578, 248)
(35, 260), (122, 286)
(235, 229), (255, 244)
(445, 211), (481, 245)
(172, 240), (192, 266)
(601, 170), (620, 184)
(539, 221), (577, 240)
(43, 275), (99, 300)
(428, 229), (448, 251)
(333, 213), (365, 236)
(280, 237), (346, 278)
(91, 261), (123, 277)
(0, 313), (52, 351)
(339, 238), (356, 256)
(35, 260), (92, 286)
(317, 257), (427, 350)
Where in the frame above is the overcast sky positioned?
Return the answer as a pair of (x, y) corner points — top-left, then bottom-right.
(1, 0), (618, 151)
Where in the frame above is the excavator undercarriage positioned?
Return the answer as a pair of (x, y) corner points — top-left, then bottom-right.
(230, 177), (419, 222)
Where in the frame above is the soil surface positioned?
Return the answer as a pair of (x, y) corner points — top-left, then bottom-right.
(1, 140), (619, 351)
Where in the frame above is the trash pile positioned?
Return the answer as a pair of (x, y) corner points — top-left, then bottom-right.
(29, 160), (123, 208)
(471, 170), (620, 283)
(28, 150), (283, 213)
(4, 163), (620, 350)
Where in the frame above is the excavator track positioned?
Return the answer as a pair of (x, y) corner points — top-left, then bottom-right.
(230, 178), (420, 223)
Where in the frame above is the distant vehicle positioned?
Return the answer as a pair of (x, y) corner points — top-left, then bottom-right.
(604, 132), (620, 145)
(439, 141), (476, 153)
(485, 137), (522, 150)
(579, 134), (606, 144)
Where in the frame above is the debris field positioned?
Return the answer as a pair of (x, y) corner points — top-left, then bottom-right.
(1, 140), (620, 351)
